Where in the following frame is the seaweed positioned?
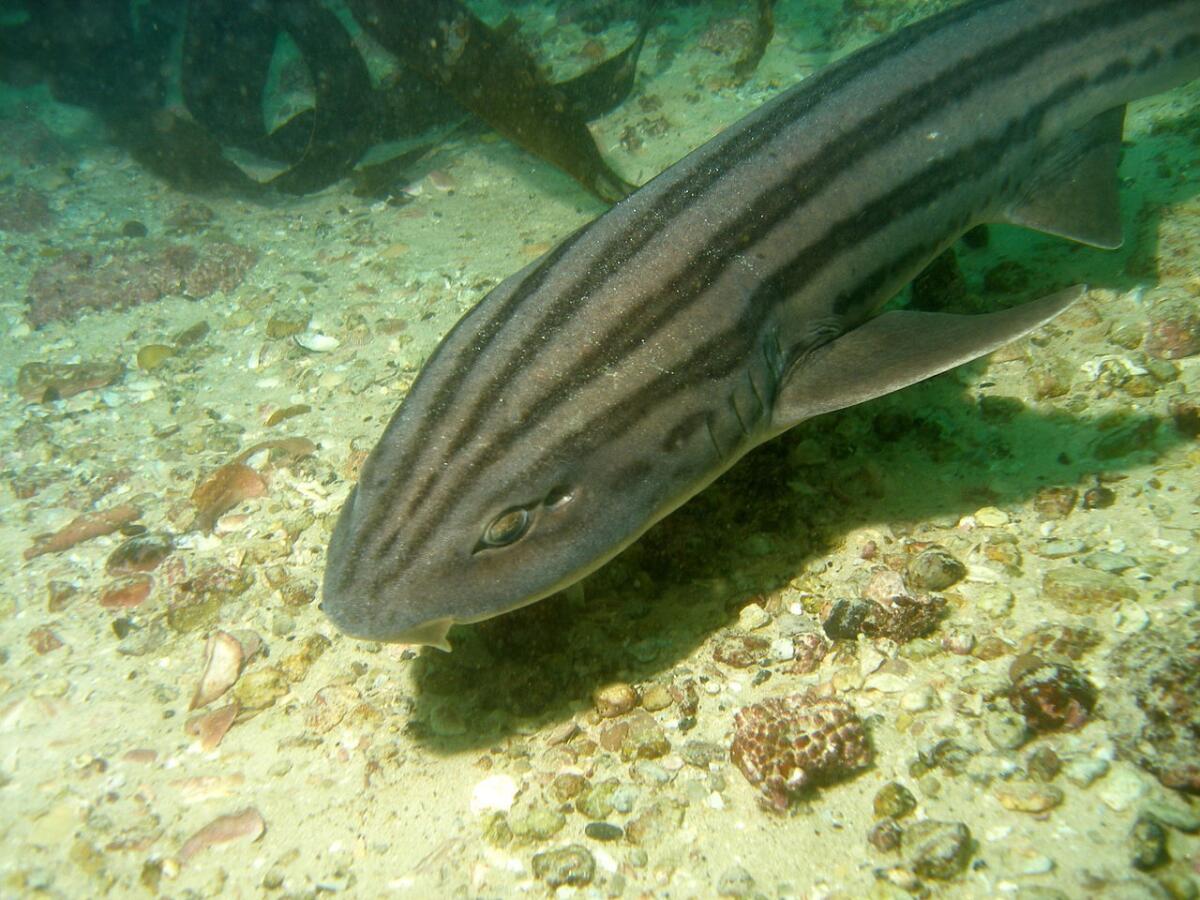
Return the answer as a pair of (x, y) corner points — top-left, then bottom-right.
(347, 0), (655, 201)
(0, 0), (664, 202)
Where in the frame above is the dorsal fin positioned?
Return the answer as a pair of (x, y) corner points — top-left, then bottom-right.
(1001, 105), (1126, 249)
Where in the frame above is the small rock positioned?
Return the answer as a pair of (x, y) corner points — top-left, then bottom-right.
(984, 709), (1030, 751)
(903, 819), (973, 880)
(868, 818), (903, 852)
(907, 548), (967, 591)
(737, 602), (771, 630)
(822, 598), (871, 639)
(717, 864), (756, 897)
(1129, 816), (1168, 870)
(1142, 798), (1200, 834)
(874, 782), (917, 820)
(1042, 567), (1138, 611)
(531, 844), (594, 887)
(970, 584), (1015, 618)
(994, 782), (1064, 813)
(594, 682), (638, 718)
(974, 506), (1010, 526)
(900, 686), (936, 713)
(640, 683), (673, 712)
(1026, 747), (1062, 782)
(1008, 655), (1097, 732)
(1082, 550), (1139, 574)
(1063, 756), (1109, 788)
(625, 798), (686, 845)
(576, 779), (619, 820)
(1100, 766), (1149, 812)
(1033, 487), (1078, 519)
(1037, 539), (1088, 559)
(509, 803), (566, 840)
(584, 821), (623, 842)
(681, 740), (726, 770)
(470, 775), (518, 814)
(548, 772), (588, 804)
(619, 710), (670, 761)
(1082, 485), (1117, 509)
(714, 633), (771, 668)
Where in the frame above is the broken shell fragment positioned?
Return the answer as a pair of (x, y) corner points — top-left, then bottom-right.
(191, 463), (267, 533)
(293, 331), (339, 352)
(185, 703), (239, 751)
(178, 807), (265, 864)
(190, 630), (245, 710)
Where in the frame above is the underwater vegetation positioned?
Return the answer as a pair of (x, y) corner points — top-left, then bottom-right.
(0, 0), (776, 200)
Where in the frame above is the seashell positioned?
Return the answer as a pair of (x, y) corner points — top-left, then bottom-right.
(178, 807), (265, 864)
(184, 704), (239, 752)
(293, 331), (340, 352)
(190, 630), (244, 710)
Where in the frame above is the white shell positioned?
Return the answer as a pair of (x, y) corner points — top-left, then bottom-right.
(293, 332), (340, 352)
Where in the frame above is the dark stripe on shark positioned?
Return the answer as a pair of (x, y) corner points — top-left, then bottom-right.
(411, 0), (1162, 484)
(369, 0), (1196, 567)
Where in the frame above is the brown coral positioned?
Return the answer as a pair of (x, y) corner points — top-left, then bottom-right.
(730, 693), (872, 811)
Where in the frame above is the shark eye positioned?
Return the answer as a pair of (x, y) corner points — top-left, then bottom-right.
(481, 507), (531, 548)
(544, 485), (574, 509)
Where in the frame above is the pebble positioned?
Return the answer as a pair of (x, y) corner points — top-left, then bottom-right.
(717, 864), (756, 897)
(1112, 604), (1150, 635)
(1042, 567), (1138, 612)
(770, 637), (795, 661)
(737, 602), (771, 630)
(1099, 765), (1149, 812)
(907, 547), (967, 591)
(1033, 487), (1079, 519)
(900, 685), (936, 713)
(1129, 816), (1168, 870)
(294, 331), (340, 352)
(868, 818), (903, 852)
(903, 819), (973, 880)
(1012, 853), (1056, 876)
(984, 709), (1030, 751)
(970, 584), (1016, 618)
(640, 683), (673, 711)
(470, 774), (518, 814)
(509, 804), (566, 840)
(625, 798), (686, 845)
(632, 760), (670, 785)
(593, 682), (638, 718)
(1142, 798), (1200, 834)
(1063, 756), (1110, 788)
(1083, 550), (1139, 574)
(874, 782), (918, 820)
(531, 844), (594, 887)
(865, 672), (911, 693)
(974, 506), (1010, 527)
(584, 822), (623, 842)
(1037, 539), (1088, 559)
(611, 785), (639, 814)
(994, 783), (1064, 813)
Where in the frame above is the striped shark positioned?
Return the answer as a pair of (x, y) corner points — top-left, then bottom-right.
(322, 0), (1200, 650)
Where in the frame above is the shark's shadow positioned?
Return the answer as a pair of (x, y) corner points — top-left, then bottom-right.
(402, 379), (1187, 753)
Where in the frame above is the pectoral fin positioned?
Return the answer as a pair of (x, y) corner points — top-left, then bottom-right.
(771, 285), (1084, 430)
